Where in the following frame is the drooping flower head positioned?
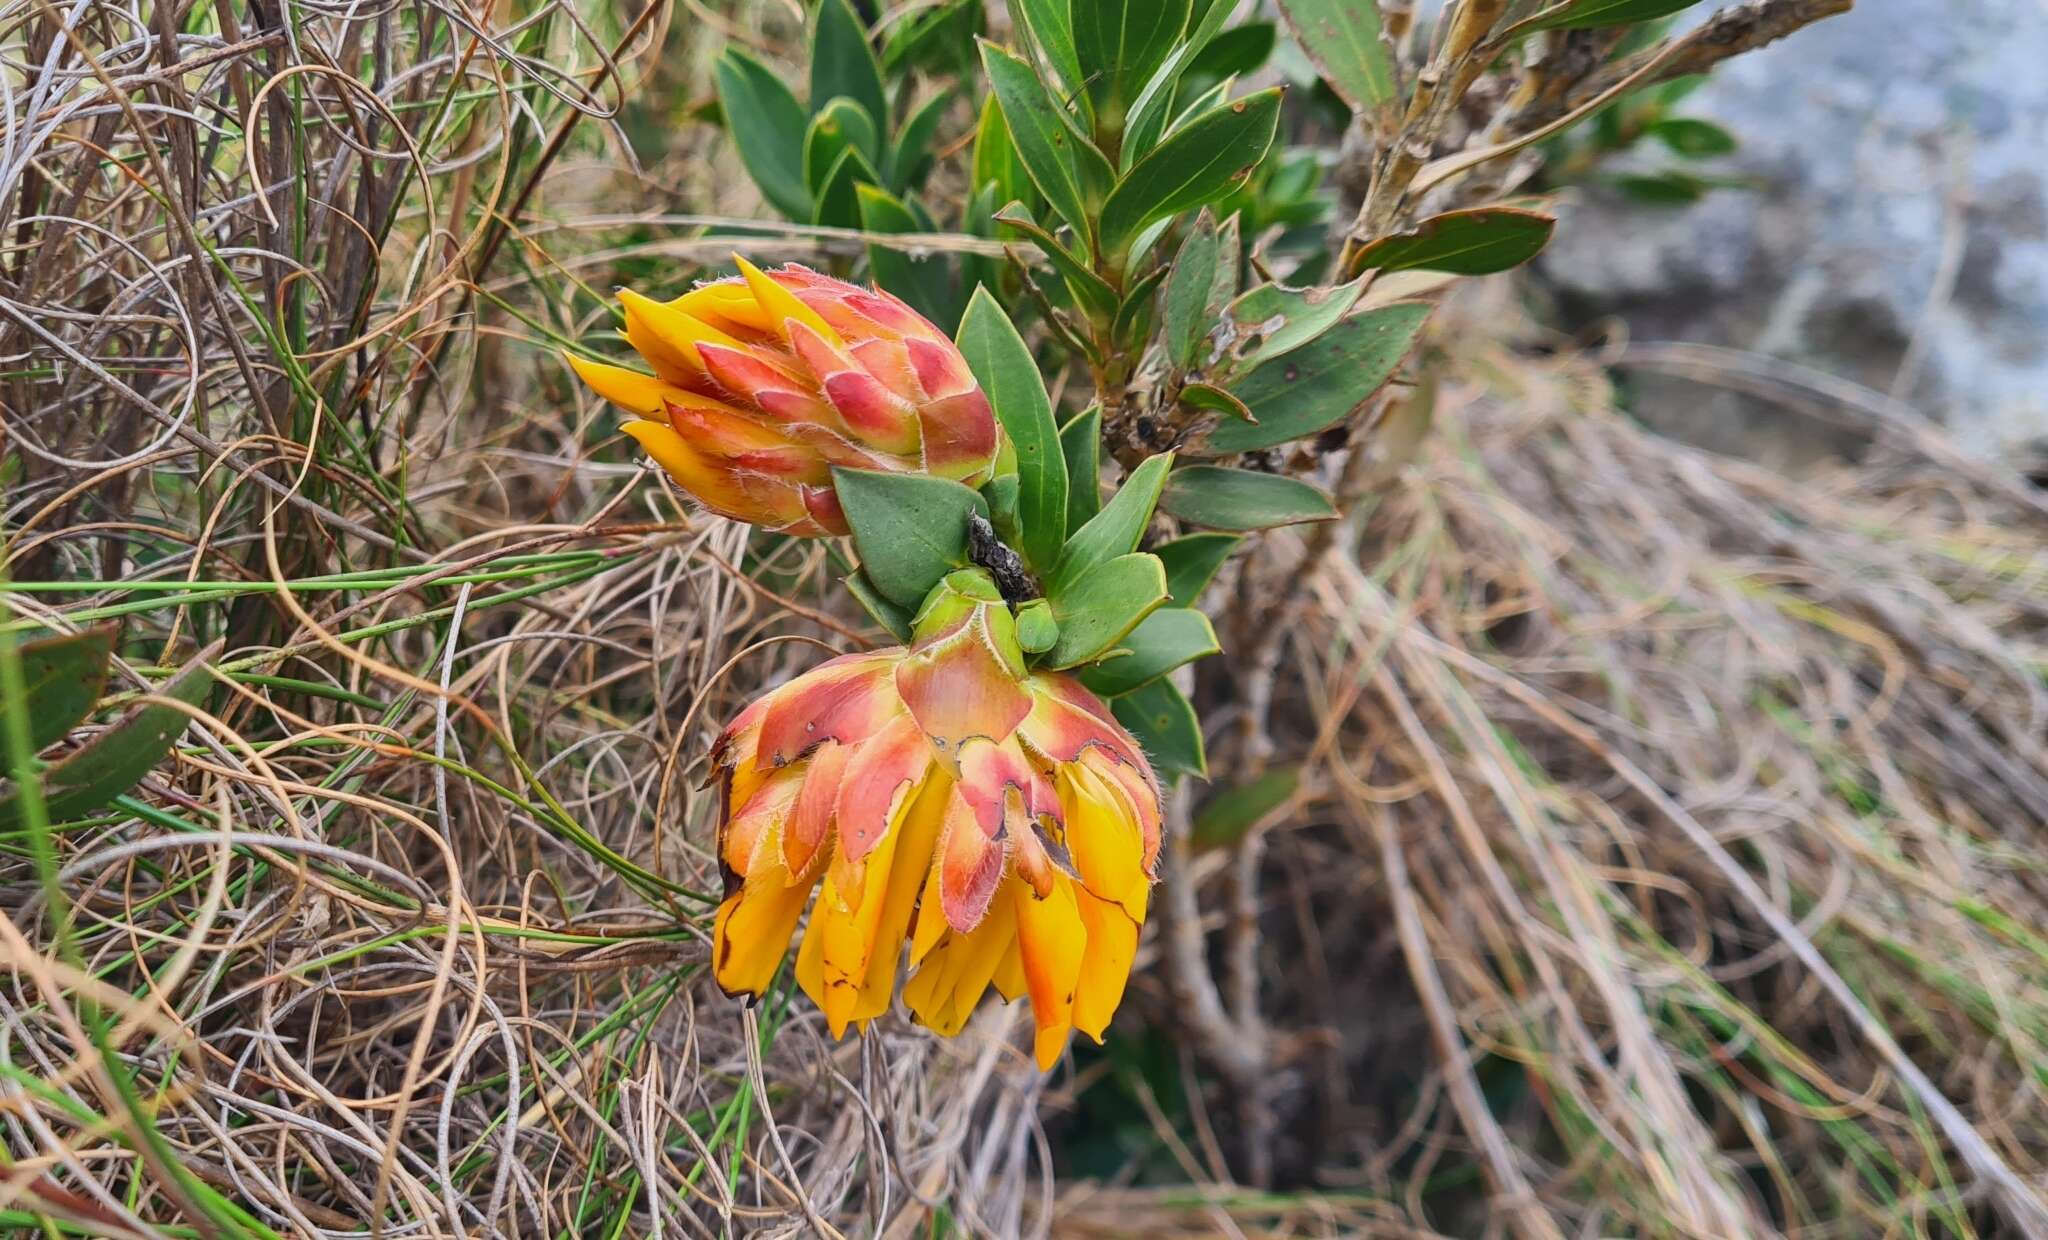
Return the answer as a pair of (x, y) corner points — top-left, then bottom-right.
(709, 570), (1162, 1069)
(569, 259), (1001, 535)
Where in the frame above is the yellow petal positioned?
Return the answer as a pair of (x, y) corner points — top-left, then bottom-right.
(815, 775), (936, 1034)
(1072, 889), (1139, 1042)
(908, 852), (950, 969)
(736, 255), (844, 349)
(1061, 763), (1150, 921)
(619, 287), (750, 378)
(846, 777), (951, 1027)
(1014, 873), (1085, 1070)
(992, 937), (1026, 1003)
(713, 865), (818, 998)
(567, 354), (687, 418)
(675, 279), (774, 333)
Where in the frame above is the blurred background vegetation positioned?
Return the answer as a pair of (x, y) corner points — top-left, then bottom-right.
(6, 0), (2048, 1236)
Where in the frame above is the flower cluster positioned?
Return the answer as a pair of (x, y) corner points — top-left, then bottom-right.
(570, 259), (999, 535)
(709, 572), (1160, 1069)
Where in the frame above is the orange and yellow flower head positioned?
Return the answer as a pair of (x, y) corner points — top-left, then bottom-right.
(568, 259), (1001, 536)
(708, 571), (1162, 1069)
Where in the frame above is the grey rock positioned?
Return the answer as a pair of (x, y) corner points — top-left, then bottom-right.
(1538, 0), (2048, 457)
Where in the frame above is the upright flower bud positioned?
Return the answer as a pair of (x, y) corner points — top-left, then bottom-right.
(569, 259), (1002, 535)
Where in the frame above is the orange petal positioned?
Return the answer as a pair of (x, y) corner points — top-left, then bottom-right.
(1072, 889), (1139, 1042)
(783, 740), (848, 877)
(938, 789), (1007, 933)
(756, 653), (902, 767)
(835, 714), (935, 862)
(1013, 873), (1085, 1070)
(722, 764), (805, 884)
(894, 609), (1032, 760)
(957, 735), (1058, 840)
(622, 420), (810, 529)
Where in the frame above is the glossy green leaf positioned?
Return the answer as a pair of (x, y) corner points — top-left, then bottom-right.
(1158, 465), (1337, 530)
(889, 89), (954, 192)
(845, 570), (914, 642)
(1208, 303), (1431, 452)
(1079, 607), (1219, 697)
(1154, 532), (1240, 606)
(1098, 88), (1282, 262)
(1192, 766), (1299, 847)
(857, 184), (957, 329)
(0, 640), (220, 831)
(811, 146), (875, 228)
(1274, 0), (1395, 111)
(958, 287), (1067, 573)
(1528, 0), (1706, 30)
(1054, 452), (1172, 591)
(714, 49), (812, 220)
(1351, 207), (1557, 275)
(833, 468), (989, 607)
(9, 627), (114, 753)
(1016, 598), (1060, 653)
(1011, 0), (1086, 104)
(1216, 275), (1365, 373)
(1045, 552), (1168, 669)
(811, 0), (888, 140)
(971, 94), (1030, 206)
(1187, 21), (1277, 81)
(1121, 0), (1239, 159)
(980, 40), (1114, 241)
(804, 99), (881, 195)
(1112, 677), (1206, 778)
(1073, 0), (1191, 114)
(993, 204), (1118, 320)
(1060, 405), (1104, 535)
(1650, 117), (1739, 158)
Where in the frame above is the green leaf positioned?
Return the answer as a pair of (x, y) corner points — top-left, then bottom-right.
(832, 468), (989, 608)
(714, 49), (813, 220)
(1121, 0), (1240, 159)
(1274, 0), (1395, 112)
(1351, 207), (1556, 276)
(882, 0), (982, 78)
(1187, 21), (1277, 82)
(1162, 210), (1240, 369)
(1111, 263), (1170, 351)
(1112, 677), (1206, 778)
(0, 640), (219, 831)
(1208, 303), (1431, 452)
(1215, 275), (1365, 374)
(1079, 607), (1219, 697)
(1191, 766), (1299, 847)
(1045, 552), (1168, 669)
(1158, 465), (1337, 530)
(1073, 0), (1191, 114)
(811, 146), (877, 228)
(993, 204), (1119, 321)
(1650, 117), (1738, 158)
(810, 0), (889, 139)
(888, 89), (954, 193)
(957, 287), (1068, 573)
(804, 99), (881, 194)
(1011, 0), (1087, 106)
(1154, 532), (1240, 605)
(1613, 170), (1709, 204)
(844, 571), (914, 642)
(1054, 452), (1172, 591)
(982, 469), (1024, 547)
(980, 40), (1115, 242)
(1060, 405), (1104, 535)
(11, 627), (114, 753)
(858, 184), (958, 328)
(972, 94), (1031, 207)
(1098, 88), (1282, 263)
(1179, 381), (1253, 422)
(1016, 598), (1060, 653)
(1528, 0), (1706, 31)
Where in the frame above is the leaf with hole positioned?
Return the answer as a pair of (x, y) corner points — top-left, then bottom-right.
(1053, 453), (1172, 592)
(833, 468), (989, 608)
(810, 0), (888, 142)
(1099, 88), (1281, 263)
(957, 288), (1067, 573)
(0, 640), (220, 832)
(1162, 210), (1241, 369)
(1274, 0), (1396, 112)
(1079, 607), (1218, 697)
(1158, 465), (1337, 530)
(1045, 553), (1168, 669)
(1154, 532), (1240, 605)
(1351, 207), (1556, 276)
(714, 49), (813, 220)
(1214, 275), (1365, 375)
(1208, 302), (1430, 452)
(1112, 677), (1206, 778)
